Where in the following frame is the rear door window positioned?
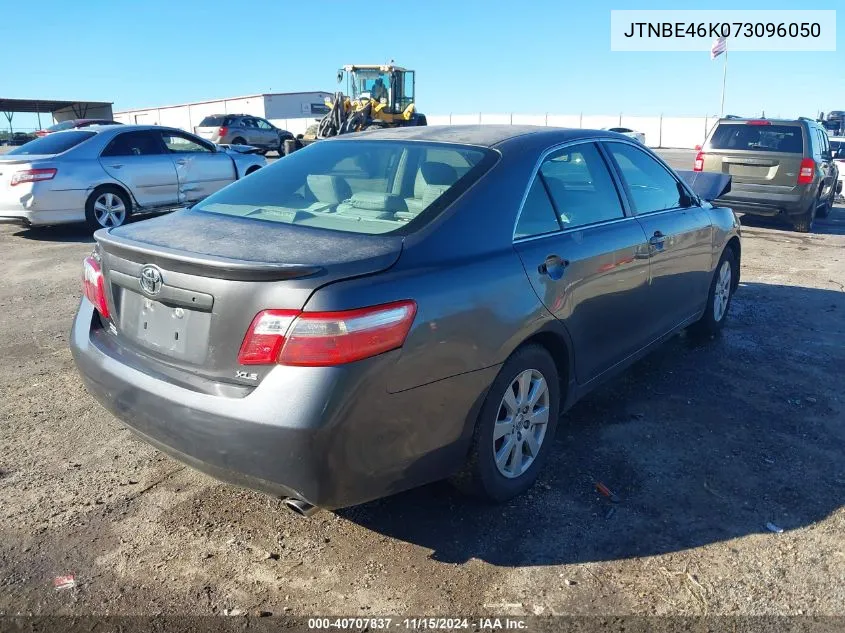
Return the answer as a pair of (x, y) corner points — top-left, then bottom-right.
(8, 131), (96, 155)
(538, 142), (625, 228)
(514, 178), (561, 239)
(709, 124), (803, 153)
(604, 142), (683, 214)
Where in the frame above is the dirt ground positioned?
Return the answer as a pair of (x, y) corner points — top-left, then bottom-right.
(1, 149), (844, 619)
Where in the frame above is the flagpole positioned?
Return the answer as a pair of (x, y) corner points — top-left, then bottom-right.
(720, 40), (728, 118)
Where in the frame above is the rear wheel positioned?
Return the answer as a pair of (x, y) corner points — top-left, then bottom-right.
(689, 247), (736, 338)
(792, 199), (817, 232)
(231, 137), (246, 145)
(453, 345), (560, 502)
(85, 186), (130, 231)
(816, 188), (833, 219)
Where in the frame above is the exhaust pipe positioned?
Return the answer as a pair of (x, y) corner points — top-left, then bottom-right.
(283, 497), (319, 517)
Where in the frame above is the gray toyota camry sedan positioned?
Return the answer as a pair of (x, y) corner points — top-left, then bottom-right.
(71, 126), (741, 515)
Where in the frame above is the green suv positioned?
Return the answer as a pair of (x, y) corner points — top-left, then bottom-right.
(694, 117), (839, 232)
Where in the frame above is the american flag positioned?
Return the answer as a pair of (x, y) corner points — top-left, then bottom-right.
(711, 36), (727, 59)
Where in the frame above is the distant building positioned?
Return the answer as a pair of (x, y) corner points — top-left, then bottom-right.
(113, 91), (332, 135)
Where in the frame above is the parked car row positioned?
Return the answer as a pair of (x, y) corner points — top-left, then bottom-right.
(0, 125), (266, 230)
(70, 126), (741, 514)
(694, 116), (840, 232)
(830, 136), (845, 202)
(0, 132), (37, 146)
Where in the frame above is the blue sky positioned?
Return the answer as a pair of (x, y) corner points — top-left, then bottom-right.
(4, 0), (842, 130)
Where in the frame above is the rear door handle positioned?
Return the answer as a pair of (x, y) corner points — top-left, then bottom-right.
(648, 231), (666, 246)
(538, 254), (569, 280)
(108, 164), (123, 169)
(175, 159), (187, 165)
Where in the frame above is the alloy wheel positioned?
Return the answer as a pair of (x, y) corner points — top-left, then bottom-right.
(492, 368), (550, 478)
(713, 260), (731, 322)
(93, 192), (126, 228)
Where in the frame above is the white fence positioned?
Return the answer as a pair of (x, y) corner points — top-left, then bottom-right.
(426, 114), (720, 149)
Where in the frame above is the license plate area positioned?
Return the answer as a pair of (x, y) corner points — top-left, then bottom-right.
(117, 289), (211, 363)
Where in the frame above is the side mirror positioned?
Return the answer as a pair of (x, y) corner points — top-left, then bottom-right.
(336, 70), (344, 84)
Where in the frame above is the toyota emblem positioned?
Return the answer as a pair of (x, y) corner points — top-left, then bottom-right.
(139, 265), (163, 296)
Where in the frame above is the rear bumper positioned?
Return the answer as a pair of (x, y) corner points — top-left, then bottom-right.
(70, 301), (496, 509)
(0, 184), (87, 226)
(716, 182), (813, 218)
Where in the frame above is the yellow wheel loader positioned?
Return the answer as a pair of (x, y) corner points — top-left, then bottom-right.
(284, 63), (426, 154)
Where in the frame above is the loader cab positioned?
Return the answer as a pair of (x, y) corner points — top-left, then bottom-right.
(340, 64), (416, 115)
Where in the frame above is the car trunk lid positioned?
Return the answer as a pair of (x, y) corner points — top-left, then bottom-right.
(93, 210), (403, 386)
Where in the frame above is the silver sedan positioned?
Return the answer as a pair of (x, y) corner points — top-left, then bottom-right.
(0, 125), (266, 230)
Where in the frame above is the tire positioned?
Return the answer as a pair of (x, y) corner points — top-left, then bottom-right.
(245, 166), (261, 176)
(816, 188), (833, 219)
(231, 137), (246, 146)
(792, 199), (816, 233)
(452, 345), (561, 502)
(689, 246), (737, 338)
(85, 186), (131, 231)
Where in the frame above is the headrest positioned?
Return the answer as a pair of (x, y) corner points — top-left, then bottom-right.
(420, 161), (458, 186)
(306, 175), (351, 204)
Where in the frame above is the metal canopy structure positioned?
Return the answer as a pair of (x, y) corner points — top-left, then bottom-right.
(0, 97), (114, 135)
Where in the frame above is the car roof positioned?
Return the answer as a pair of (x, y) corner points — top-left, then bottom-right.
(716, 117), (817, 127)
(48, 124), (183, 135)
(336, 125), (632, 149)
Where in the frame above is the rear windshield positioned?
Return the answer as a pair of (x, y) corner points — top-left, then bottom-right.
(198, 115), (230, 127)
(46, 120), (76, 132)
(192, 140), (495, 235)
(8, 131), (96, 155)
(709, 124), (803, 153)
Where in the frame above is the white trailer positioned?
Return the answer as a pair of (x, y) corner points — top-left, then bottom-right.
(114, 91), (331, 135)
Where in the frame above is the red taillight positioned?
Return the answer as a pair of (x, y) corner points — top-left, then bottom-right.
(238, 310), (299, 365)
(746, 120), (771, 126)
(798, 158), (815, 185)
(238, 300), (417, 366)
(218, 126), (228, 138)
(10, 168), (57, 186)
(693, 150), (705, 172)
(82, 256), (110, 319)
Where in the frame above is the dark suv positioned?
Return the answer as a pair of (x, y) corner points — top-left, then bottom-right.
(695, 117), (839, 232)
(194, 114), (293, 155)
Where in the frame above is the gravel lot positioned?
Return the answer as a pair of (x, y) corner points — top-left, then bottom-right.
(1, 148), (844, 619)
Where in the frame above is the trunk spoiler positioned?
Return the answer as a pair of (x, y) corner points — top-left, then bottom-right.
(677, 170), (731, 202)
(95, 230), (325, 281)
